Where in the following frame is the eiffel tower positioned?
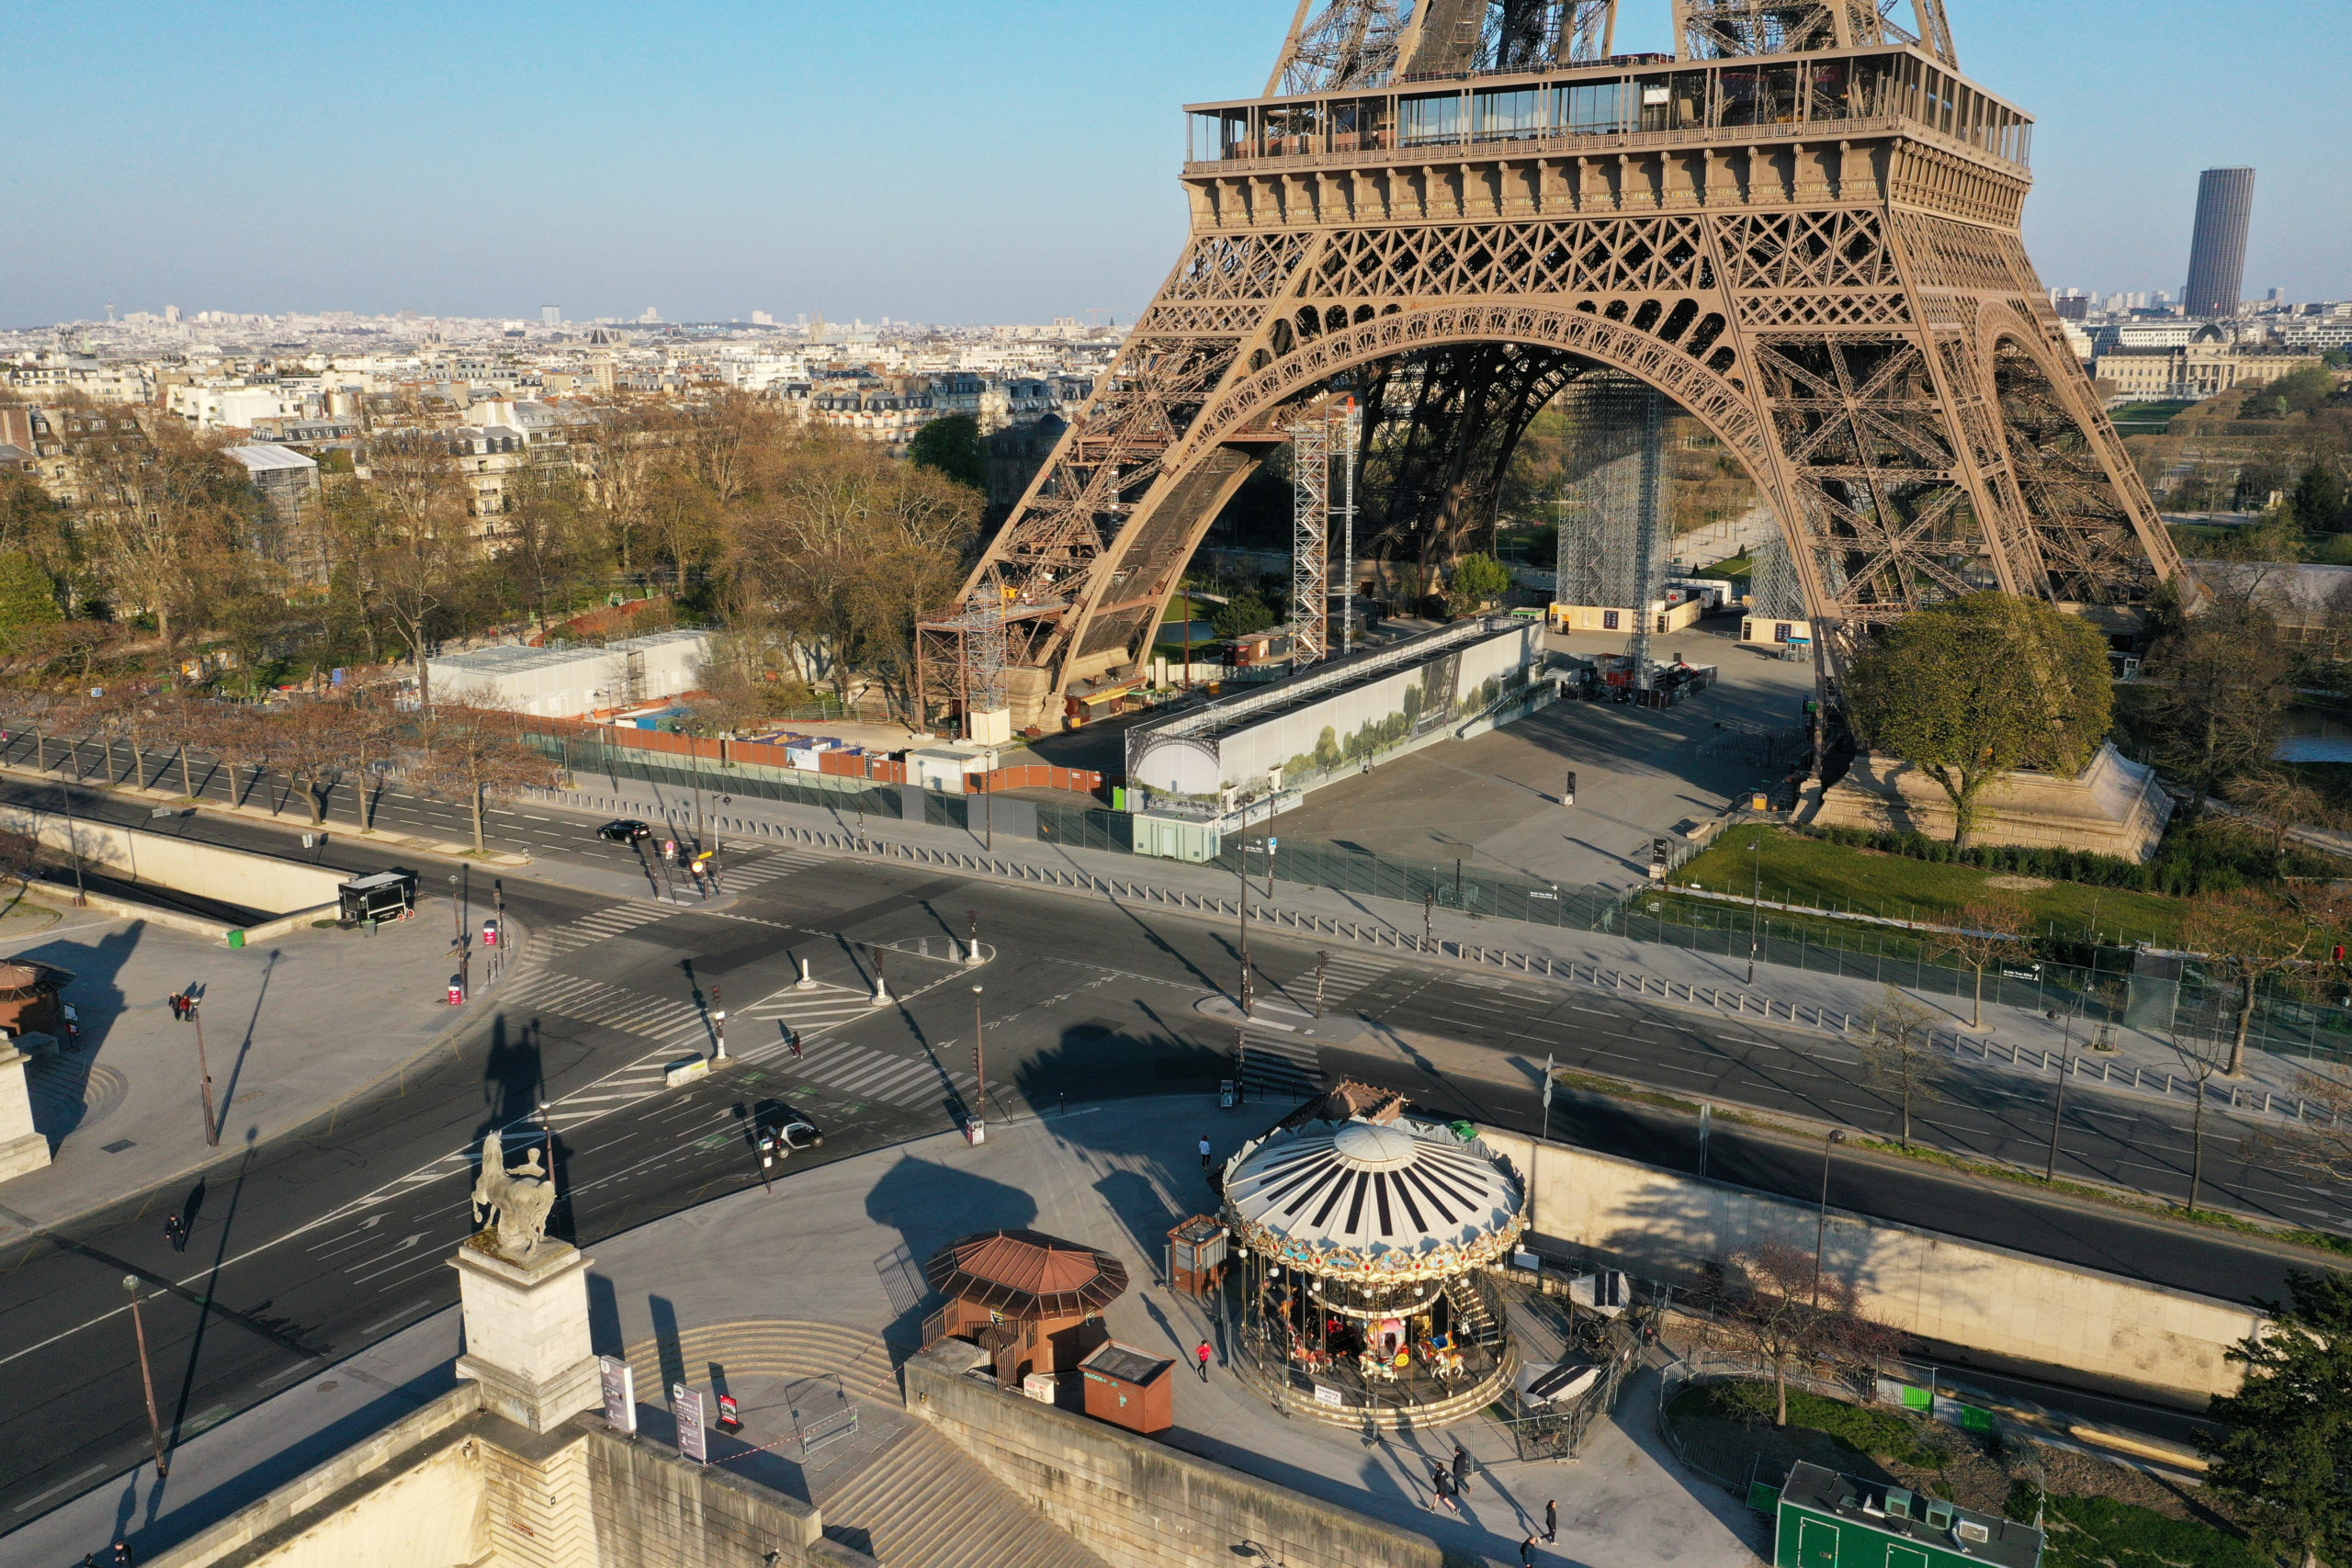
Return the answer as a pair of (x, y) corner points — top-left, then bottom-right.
(919, 0), (2185, 734)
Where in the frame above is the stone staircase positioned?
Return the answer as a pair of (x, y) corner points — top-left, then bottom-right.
(619, 1318), (903, 1409)
(816, 1420), (1108, 1568)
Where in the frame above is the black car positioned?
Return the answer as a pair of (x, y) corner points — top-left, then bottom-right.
(596, 819), (653, 843)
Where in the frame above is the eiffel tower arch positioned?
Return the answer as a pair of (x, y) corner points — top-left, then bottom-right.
(920, 0), (2184, 734)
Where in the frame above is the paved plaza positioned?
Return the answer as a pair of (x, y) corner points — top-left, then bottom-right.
(1273, 625), (1817, 891)
(17, 1097), (1766, 1568)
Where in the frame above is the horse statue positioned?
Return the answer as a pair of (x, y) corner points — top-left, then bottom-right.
(472, 1135), (557, 1258)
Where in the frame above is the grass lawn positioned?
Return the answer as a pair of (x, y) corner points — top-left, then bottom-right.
(2030, 1494), (2265, 1568)
(1673, 1384), (1952, 1468)
(1677, 825), (2194, 947)
(1696, 550), (1754, 580)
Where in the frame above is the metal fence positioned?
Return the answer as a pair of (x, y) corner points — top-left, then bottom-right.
(1210, 837), (1625, 930)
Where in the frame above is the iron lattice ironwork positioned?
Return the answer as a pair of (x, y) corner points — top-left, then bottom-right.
(920, 0), (2182, 731)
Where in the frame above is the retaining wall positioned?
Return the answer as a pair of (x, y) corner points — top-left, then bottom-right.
(904, 1340), (1442, 1568)
(0, 807), (345, 919)
(1481, 1128), (2263, 1408)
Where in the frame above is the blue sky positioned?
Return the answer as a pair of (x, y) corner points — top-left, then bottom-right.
(1, 0), (2341, 326)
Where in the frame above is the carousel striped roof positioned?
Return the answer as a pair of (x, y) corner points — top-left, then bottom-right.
(1222, 1118), (1523, 1275)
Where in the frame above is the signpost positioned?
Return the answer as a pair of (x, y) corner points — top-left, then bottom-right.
(599, 1356), (636, 1433)
(671, 1382), (706, 1462)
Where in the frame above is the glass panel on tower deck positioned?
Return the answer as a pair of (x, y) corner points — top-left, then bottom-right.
(1261, 102), (1321, 157)
(1330, 98), (1391, 154)
(1719, 64), (1801, 127)
(1552, 80), (1628, 135)
(1634, 71), (1709, 132)
(1471, 85), (1541, 141)
(1192, 109), (1253, 163)
(1399, 91), (1464, 148)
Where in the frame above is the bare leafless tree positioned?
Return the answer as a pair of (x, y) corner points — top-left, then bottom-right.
(2181, 888), (2348, 1076)
(416, 691), (560, 852)
(1708, 1237), (1905, 1427)
(1927, 897), (2030, 1030)
(1855, 987), (1945, 1148)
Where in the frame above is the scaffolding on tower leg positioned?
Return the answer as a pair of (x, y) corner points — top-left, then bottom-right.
(1290, 411), (1333, 671)
(1555, 374), (1669, 691)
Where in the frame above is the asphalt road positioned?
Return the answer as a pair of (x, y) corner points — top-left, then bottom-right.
(0, 766), (2337, 1525)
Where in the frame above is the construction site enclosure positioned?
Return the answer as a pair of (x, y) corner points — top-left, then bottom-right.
(1123, 617), (1544, 805)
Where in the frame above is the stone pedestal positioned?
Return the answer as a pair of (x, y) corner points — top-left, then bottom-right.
(452, 1235), (600, 1434)
(0, 1045), (51, 1182)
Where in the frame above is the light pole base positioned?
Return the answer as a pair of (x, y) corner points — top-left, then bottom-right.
(794, 958), (818, 991)
(870, 979), (892, 1007)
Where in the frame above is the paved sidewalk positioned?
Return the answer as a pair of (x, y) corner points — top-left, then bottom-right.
(0, 897), (532, 1236)
(532, 778), (2330, 1131)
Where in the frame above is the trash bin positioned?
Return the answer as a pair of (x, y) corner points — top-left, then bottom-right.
(447, 977), (464, 1006)
(964, 1118), (987, 1145)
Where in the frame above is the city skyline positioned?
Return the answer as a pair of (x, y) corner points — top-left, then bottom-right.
(2, 0), (2345, 328)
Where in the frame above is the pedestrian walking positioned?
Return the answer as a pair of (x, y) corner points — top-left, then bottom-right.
(1199, 1134), (1213, 1172)
(1451, 1440), (1471, 1494)
(785, 1026), (803, 1062)
(164, 1215), (185, 1252)
(1544, 1497), (1557, 1543)
(1521, 1535), (1539, 1567)
(1429, 1467), (1458, 1514)
(113, 1540), (134, 1567)
(1194, 1339), (1213, 1382)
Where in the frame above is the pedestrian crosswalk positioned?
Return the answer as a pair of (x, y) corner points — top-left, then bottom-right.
(769, 1038), (978, 1111)
(499, 971), (712, 1046)
(1237, 1025), (1322, 1104)
(538, 902), (677, 955)
(716, 846), (832, 892)
(1291, 950), (1391, 1011)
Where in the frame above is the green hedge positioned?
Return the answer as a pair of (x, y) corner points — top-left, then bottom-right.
(1794, 819), (2337, 897)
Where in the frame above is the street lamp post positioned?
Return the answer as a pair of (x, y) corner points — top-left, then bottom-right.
(711, 982), (727, 1062)
(1746, 838), (1762, 985)
(492, 878), (505, 981)
(177, 989), (216, 1147)
(970, 984), (987, 1118)
(2043, 997), (2079, 1182)
(123, 1275), (169, 1477)
(449, 874), (469, 1001)
(1812, 1129), (1846, 1306)
(60, 785), (86, 907)
(537, 1100), (554, 1170)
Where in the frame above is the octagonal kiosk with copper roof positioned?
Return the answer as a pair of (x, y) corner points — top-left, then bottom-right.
(922, 1228), (1130, 1387)
(1221, 1104), (1526, 1427)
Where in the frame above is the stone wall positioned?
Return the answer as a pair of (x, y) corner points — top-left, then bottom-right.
(142, 1387), (872, 1568)
(147, 1385), (488, 1568)
(582, 1425), (874, 1568)
(1482, 1129), (2261, 1407)
(1809, 741), (2172, 862)
(904, 1341), (1443, 1568)
(0, 805), (347, 919)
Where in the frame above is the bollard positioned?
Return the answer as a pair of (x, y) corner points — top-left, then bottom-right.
(870, 976), (892, 1007)
(794, 956), (817, 991)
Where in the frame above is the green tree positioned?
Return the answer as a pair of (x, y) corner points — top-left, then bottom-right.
(1844, 592), (2113, 849)
(2290, 462), (2348, 534)
(2202, 1269), (2352, 1568)
(1213, 592), (1276, 639)
(0, 551), (61, 651)
(1448, 552), (1514, 612)
(907, 413), (987, 491)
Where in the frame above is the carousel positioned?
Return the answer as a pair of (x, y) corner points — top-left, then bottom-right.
(1219, 1088), (1527, 1426)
